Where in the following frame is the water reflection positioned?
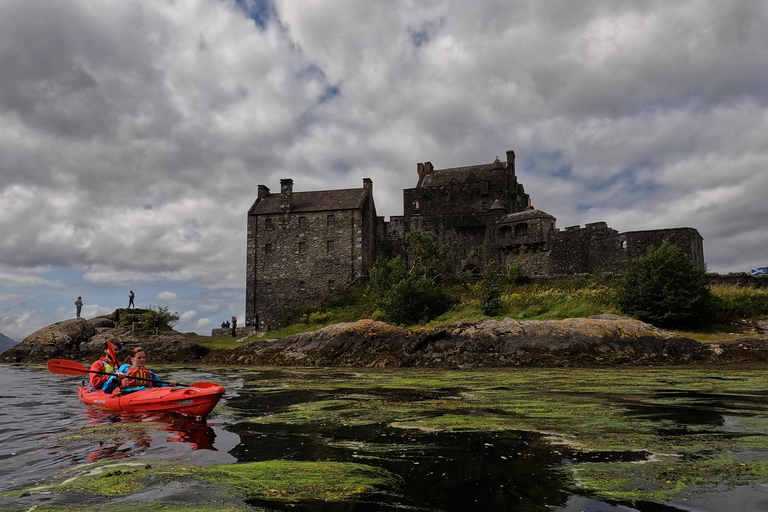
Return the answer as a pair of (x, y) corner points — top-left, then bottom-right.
(80, 410), (218, 463)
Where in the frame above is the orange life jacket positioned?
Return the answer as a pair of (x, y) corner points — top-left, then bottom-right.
(119, 365), (154, 391)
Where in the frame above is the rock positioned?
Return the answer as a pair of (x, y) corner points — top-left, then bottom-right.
(1, 319), (98, 362)
(0, 317), (209, 364)
(202, 318), (710, 368)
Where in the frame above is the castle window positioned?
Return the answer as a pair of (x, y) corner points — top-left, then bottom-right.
(298, 216), (307, 228)
(299, 281), (306, 292)
(299, 242), (307, 254)
(265, 282), (272, 292)
(264, 243), (272, 255)
(515, 223), (528, 236)
(265, 217), (274, 230)
(499, 226), (512, 238)
(327, 240), (335, 252)
(327, 214), (335, 227)
(328, 280), (335, 290)
(621, 240), (628, 250)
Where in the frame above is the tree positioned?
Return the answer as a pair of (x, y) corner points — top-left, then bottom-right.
(379, 278), (453, 325)
(366, 231), (456, 325)
(143, 305), (179, 332)
(481, 260), (504, 316)
(403, 231), (458, 286)
(617, 240), (715, 327)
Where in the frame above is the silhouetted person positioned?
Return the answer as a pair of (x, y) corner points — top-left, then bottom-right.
(231, 316), (237, 337)
(128, 290), (135, 308)
(74, 296), (83, 318)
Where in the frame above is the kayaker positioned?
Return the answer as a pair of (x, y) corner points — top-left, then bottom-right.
(89, 341), (122, 390)
(103, 346), (176, 394)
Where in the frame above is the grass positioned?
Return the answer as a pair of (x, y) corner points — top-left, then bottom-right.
(193, 281), (768, 348)
(244, 279), (768, 342)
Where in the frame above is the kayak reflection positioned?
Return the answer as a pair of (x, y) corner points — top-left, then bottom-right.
(81, 410), (217, 463)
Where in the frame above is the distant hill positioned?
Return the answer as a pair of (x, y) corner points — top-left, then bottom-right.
(0, 332), (18, 353)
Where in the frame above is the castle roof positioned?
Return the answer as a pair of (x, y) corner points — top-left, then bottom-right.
(252, 188), (368, 214)
(496, 208), (556, 223)
(420, 159), (506, 188)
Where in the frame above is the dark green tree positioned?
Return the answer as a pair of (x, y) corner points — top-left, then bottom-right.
(379, 278), (453, 325)
(617, 240), (715, 327)
(403, 231), (458, 285)
(481, 260), (504, 316)
(367, 231), (456, 325)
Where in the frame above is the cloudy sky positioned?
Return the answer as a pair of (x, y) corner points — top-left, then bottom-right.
(1, 0), (766, 342)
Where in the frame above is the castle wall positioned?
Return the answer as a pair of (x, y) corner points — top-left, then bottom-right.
(588, 228), (704, 275)
(547, 222), (618, 275)
(251, 208), (367, 330)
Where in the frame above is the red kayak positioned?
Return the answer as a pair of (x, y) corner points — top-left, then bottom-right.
(78, 383), (225, 418)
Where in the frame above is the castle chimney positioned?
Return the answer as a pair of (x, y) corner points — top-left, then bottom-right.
(363, 178), (372, 192)
(417, 162), (427, 187)
(506, 150), (516, 173)
(280, 179), (293, 212)
(257, 185), (270, 200)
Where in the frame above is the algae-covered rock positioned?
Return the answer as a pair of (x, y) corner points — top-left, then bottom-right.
(205, 317), (705, 368)
(0, 459), (402, 509)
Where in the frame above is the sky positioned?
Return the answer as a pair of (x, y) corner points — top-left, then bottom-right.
(1, 0), (767, 343)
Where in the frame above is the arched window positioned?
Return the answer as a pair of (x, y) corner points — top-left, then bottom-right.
(515, 223), (528, 236)
(498, 226), (512, 238)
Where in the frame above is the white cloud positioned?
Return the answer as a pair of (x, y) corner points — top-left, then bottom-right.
(1, 0), (766, 339)
(157, 291), (178, 301)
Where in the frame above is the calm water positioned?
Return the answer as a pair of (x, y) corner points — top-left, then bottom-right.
(2, 364), (768, 511)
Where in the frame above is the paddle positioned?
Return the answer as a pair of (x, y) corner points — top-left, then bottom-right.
(46, 359), (216, 388)
(107, 341), (120, 368)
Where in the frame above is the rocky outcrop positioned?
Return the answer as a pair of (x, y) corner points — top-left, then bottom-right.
(4, 315), (768, 368)
(202, 317), (768, 368)
(1, 317), (210, 364)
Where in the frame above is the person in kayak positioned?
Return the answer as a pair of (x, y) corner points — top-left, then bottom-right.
(103, 346), (176, 394)
(89, 341), (122, 390)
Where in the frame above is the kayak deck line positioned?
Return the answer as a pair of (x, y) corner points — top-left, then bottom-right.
(77, 383), (225, 418)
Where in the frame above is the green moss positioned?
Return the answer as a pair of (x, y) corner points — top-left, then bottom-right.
(572, 458), (768, 501)
(4, 459), (400, 505)
(194, 460), (401, 502)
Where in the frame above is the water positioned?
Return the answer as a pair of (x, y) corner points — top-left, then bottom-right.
(2, 364), (768, 511)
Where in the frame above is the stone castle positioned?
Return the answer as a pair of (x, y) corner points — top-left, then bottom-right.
(246, 150), (704, 330)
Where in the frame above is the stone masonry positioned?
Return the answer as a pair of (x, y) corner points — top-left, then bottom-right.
(246, 150), (704, 329)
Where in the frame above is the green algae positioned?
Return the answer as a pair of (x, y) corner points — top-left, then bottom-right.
(9, 366), (768, 509)
(193, 460), (401, 502)
(235, 367), (768, 501)
(571, 457), (768, 502)
(2, 459), (400, 506)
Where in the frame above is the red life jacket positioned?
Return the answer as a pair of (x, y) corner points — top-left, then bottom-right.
(119, 366), (154, 391)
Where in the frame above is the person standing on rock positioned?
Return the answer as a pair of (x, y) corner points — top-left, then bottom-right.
(128, 290), (135, 308)
(74, 296), (83, 318)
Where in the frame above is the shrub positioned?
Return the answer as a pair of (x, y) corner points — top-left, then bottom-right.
(379, 278), (453, 325)
(617, 240), (715, 327)
(481, 260), (504, 316)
